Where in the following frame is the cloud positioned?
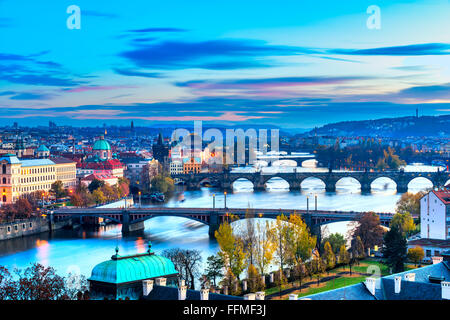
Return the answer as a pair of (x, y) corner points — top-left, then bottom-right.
(126, 27), (188, 33)
(119, 39), (312, 70)
(64, 85), (138, 93)
(328, 43), (450, 56)
(0, 91), (16, 96)
(1, 73), (82, 87)
(396, 83), (450, 100)
(113, 68), (162, 78)
(9, 92), (53, 100)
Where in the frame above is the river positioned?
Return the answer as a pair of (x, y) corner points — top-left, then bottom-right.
(0, 164), (443, 281)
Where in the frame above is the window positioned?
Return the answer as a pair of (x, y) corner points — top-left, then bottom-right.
(1, 164), (6, 174)
(426, 249), (432, 257)
(2, 178), (5, 184)
(7, 226), (11, 233)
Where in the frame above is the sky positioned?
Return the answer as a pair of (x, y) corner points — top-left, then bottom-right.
(0, 0), (449, 129)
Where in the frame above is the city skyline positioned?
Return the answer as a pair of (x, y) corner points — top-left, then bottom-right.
(0, 0), (449, 128)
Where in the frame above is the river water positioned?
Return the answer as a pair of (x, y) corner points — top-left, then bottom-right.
(0, 164), (443, 281)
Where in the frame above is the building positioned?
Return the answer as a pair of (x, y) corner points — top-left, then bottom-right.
(170, 160), (183, 175)
(88, 244), (179, 300)
(302, 250), (450, 300)
(92, 136), (112, 160)
(122, 156), (158, 186)
(152, 133), (169, 164)
(420, 189), (450, 240)
(0, 154), (56, 205)
(35, 145), (50, 159)
(52, 157), (77, 189)
(81, 173), (118, 187)
(183, 157), (201, 174)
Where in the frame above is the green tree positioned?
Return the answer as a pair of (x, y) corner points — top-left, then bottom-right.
(351, 236), (365, 262)
(88, 179), (105, 193)
(407, 246), (425, 266)
(382, 226), (407, 273)
(204, 254), (223, 287)
(92, 189), (106, 205)
(322, 233), (346, 254)
(338, 245), (350, 267)
(51, 180), (67, 201)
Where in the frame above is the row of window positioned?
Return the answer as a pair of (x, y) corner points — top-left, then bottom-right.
(5, 222), (33, 233)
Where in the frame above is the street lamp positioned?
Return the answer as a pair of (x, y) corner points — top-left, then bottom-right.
(138, 191), (142, 208)
(212, 194), (215, 210)
(224, 191), (227, 209)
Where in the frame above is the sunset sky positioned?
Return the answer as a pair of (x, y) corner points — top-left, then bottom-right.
(0, 0), (449, 129)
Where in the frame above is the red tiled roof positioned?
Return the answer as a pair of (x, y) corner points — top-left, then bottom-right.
(432, 189), (450, 205)
(81, 173), (116, 181)
(408, 238), (450, 249)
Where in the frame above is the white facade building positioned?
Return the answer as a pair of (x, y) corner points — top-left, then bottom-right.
(420, 190), (450, 240)
(170, 161), (183, 175)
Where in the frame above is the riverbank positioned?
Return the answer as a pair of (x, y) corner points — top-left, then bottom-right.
(0, 217), (72, 241)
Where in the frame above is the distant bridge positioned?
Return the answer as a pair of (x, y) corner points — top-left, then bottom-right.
(172, 169), (450, 192)
(52, 206), (400, 237)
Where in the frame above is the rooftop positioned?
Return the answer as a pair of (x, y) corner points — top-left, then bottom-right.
(20, 159), (55, 167)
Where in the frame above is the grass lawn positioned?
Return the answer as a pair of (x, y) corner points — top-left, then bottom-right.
(266, 258), (418, 299)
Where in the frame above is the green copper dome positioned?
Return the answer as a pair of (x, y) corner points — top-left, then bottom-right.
(88, 251), (178, 284)
(92, 136), (111, 151)
(36, 145), (50, 152)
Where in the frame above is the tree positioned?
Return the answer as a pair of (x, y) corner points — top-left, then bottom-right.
(322, 233), (346, 254)
(204, 254), (223, 287)
(215, 221), (247, 280)
(150, 174), (175, 195)
(267, 214), (291, 274)
(92, 189), (106, 205)
(162, 248), (203, 289)
(396, 192), (424, 219)
(352, 212), (385, 252)
(254, 220), (275, 275)
(338, 245), (350, 268)
(407, 246), (425, 266)
(51, 180), (66, 201)
(237, 208), (257, 267)
(287, 214), (316, 265)
(390, 212), (416, 236)
(247, 264), (264, 292)
(351, 236), (365, 262)
(382, 226), (407, 273)
(323, 241), (336, 273)
(70, 193), (83, 207)
(0, 263), (87, 300)
(14, 198), (33, 219)
(88, 178), (105, 193)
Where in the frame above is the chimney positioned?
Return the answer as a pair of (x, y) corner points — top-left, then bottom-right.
(289, 294), (298, 300)
(178, 285), (187, 300)
(200, 288), (209, 301)
(244, 293), (255, 300)
(155, 277), (166, 286)
(255, 291), (265, 300)
(179, 279), (185, 287)
(365, 277), (376, 296)
(142, 279), (154, 296)
(269, 273), (274, 283)
(404, 273), (416, 282)
(394, 276), (401, 294)
(242, 280), (247, 292)
(442, 281), (450, 300)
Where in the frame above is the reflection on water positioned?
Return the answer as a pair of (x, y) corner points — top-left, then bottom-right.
(0, 164), (439, 278)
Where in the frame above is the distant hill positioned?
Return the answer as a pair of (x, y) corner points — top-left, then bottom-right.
(304, 115), (450, 138)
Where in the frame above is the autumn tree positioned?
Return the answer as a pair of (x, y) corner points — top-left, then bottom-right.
(88, 178), (105, 193)
(352, 212), (385, 253)
(247, 264), (264, 292)
(407, 246), (425, 266)
(396, 192), (424, 219)
(92, 189), (106, 205)
(350, 236), (365, 262)
(382, 226), (407, 273)
(390, 212), (416, 236)
(323, 241), (336, 273)
(215, 221), (247, 280)
(338, 245), (350, 268)
(254, 220), (275, 275)
(268, 214), (291, 275)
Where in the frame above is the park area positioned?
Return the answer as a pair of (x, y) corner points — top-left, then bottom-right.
(266, 259), (417, 300)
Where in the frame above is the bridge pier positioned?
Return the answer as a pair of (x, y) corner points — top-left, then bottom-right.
(325, 183), (336, 193)
(396, 184), (408, 193)
(122, 221), (145, 234)
(361, 183), (371, 193)
(208, 210), (220, 238)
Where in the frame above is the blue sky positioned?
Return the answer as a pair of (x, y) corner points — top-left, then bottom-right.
(0, 0), (449, 128)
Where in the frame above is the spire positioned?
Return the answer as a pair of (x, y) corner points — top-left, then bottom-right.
(158, 132), (163, 145)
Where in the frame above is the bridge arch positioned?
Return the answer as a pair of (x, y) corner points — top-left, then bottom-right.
(264, 176), (290, 191)
(370, 177), (397, 191)
(335, 177), (361, 191)
(407, 177), (433, 191)
(232, 178), (254, 191)
(300, 177), (326, 190)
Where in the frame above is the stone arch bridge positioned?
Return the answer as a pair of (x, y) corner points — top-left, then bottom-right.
(52, 207), (398, 237)
(173, 170), (450, 192)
